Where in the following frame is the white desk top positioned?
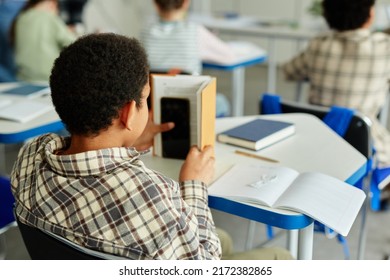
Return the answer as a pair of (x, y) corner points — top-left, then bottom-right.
(141, 113), (366, 247)
(0, 83), (63, 143)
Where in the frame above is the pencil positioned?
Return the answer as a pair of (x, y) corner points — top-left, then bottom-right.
(234, 150), (279, 163)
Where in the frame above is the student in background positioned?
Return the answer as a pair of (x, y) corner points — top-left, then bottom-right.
(282, 0), (390, 169)
(10, 0), (77, 82)
(140, 0), (234, 117)
(11, 33), (292, 260)
(0, 0), (26, 82)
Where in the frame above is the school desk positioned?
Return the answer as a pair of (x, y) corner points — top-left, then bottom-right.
(141, 113), (367, 259)
(202, 42), (267, 116)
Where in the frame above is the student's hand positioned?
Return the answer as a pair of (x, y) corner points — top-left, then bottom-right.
(133, 112), (174, 151)
(179, 145), (215, 185)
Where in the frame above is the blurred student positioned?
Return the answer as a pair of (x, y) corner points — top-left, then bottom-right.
(140, 0), (234, 117)
(10, 0), (77, 82)
(0, 0), (26, 82)
(283, 0), (390, 169)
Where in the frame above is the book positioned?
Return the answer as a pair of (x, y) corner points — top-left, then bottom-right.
(0, 100), (54, 123)
(151, 74), (216, 159)
(208, 163), (366, 236)
(0, 83), (50, 99)
(217, 118), (295, 151)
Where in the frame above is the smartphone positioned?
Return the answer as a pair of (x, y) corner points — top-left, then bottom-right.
(160, 97), (190, 159)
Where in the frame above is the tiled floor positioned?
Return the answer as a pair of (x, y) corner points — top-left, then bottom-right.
(2, 65), (390, 260)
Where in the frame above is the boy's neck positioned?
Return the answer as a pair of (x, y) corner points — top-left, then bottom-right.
(159, 11), (186, 22)
(34, 0), (58, 15)
(59, 129), (135, 155)
(362, 6), (374, 29)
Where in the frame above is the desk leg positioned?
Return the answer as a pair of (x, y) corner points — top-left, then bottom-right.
(287, 230), (298, 259)
(267, 38), (276, 94)
(297, 222), (314, 260)
(245, 220), (256, 250)
(232, 67), (245, 116)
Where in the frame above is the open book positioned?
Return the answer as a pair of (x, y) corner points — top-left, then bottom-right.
(151, 74), (216, 159)
(208, 163), (366, 236)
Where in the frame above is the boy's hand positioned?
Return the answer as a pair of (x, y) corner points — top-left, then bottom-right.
(179, 145), (215, 185)
(134, 112), (174, 151)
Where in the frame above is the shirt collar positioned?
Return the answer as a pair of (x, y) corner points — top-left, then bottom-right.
(44, 135), (142, 177)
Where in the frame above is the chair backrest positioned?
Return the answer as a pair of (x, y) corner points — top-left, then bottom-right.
(260, 96), (373, 160)
(0, 176), (16, 233)
(15, 217), (126, 260)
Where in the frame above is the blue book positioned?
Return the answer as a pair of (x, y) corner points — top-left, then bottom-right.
(217, 118), (295, 150)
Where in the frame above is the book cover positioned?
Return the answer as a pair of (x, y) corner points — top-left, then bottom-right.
(150, 74), (216, 159)
(217, 118), (295, 150)
(209, 163), (366, 236)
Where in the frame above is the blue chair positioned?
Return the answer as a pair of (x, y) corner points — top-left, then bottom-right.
(259, 93), (374, 259)
(0, 176), (17, 259)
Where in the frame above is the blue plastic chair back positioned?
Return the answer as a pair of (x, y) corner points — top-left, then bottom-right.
(0, 176), (15, 230)
(261, 93), (282, 114)
(322, 106), (355, 137)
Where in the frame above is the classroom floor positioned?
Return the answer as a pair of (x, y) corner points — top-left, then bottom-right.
(2, 65), (390, 260)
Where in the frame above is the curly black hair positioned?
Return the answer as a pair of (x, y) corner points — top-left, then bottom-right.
(322, 0), (375, 31)
(50, 33), (149, 136)
(154, 0), (185, 12)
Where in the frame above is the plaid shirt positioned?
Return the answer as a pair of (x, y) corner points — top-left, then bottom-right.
(11, 134), (221, 260)
(283, 29), (390, 166)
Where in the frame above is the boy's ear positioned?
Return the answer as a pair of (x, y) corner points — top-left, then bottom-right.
(120, 101), (137, 131)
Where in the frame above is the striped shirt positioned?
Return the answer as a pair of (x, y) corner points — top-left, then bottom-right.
(11, 133), (221, 260)
(140, 20), (201, 75)
(283, 29), (390, 166)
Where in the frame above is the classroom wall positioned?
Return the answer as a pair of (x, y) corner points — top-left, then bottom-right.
(82, 0), (154, 36)
(81, 0), (390, 64)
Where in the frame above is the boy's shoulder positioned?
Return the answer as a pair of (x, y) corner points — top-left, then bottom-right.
(309, 29), (390, 44)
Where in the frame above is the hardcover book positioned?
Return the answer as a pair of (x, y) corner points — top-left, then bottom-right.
(209, 163), (366, 236)
(217, 118), (295, 151)
(151, 74), (216, 159)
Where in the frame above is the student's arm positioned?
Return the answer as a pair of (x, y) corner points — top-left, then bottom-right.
(282, 50), (310, 82)
(139, 146), (220, 259)
(52, 14), (77, 48)
(198, 25), (235, 63)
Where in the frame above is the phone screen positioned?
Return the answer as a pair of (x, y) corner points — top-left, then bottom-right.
(160, 97), (190, 159)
